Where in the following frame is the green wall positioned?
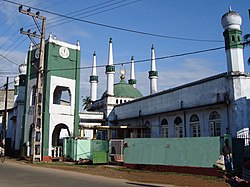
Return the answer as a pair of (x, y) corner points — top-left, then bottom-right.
(63, 138), (109, 163)
(124, 137), (221, 168)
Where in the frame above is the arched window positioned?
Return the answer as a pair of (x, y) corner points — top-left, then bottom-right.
(190, 114), (200, 137)
(53, 86), (71, 106)
(232, 35), (235, 42)
(144, 121), (151, 138)
(209, 111), (221, 137)
(161, 119), (168, 138)
(174, 117), (183, 138)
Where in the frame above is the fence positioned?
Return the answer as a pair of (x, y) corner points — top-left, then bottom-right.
(51, 146), (62, 158)
(109, 139), (124, 163)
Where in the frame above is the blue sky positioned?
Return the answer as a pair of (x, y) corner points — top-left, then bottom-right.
(0, 0), (249, 108)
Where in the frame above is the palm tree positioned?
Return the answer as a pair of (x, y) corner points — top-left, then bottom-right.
(82, 96), (91, 111)
(243, 34), (250, 64)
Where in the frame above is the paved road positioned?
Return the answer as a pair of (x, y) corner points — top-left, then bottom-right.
(0, 161), (175, 187)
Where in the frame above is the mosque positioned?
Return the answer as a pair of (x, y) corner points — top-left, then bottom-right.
(3, 8), (250, 161)
(80, 8), (250, 141)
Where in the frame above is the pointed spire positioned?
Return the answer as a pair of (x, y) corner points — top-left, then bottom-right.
(92, 51), (97, 76)
(128, 56), (137, 88)
(106, 38), (115, 96)
(149, 44), (158, 94)
(108, 38), (113, 65)
(130, 56), (135, 80)
(89, 51), (99, 102)
(151, 44), (156, 71)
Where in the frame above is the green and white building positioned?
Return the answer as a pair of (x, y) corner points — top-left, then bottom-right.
(22, 35), (80, 161)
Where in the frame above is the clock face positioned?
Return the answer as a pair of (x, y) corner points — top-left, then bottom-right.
(35, 49), (40, 59)
(59, 46), (70, 58)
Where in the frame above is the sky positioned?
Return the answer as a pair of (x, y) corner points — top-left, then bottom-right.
(0, 0), (249, 109)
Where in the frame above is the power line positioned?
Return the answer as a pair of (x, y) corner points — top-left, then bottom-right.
(47, 0), (139, 29)
(0, 80), (14, 89)
(0, 53), (19, 66)
(3, 0), (223, 43)
(0, 0), (67, 64)
(47, 45), (226, 72)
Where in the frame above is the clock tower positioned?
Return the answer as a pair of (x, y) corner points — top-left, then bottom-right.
(23, 34), (80, 161)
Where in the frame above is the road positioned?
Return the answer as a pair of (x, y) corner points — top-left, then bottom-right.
(0, 161), (175, 187)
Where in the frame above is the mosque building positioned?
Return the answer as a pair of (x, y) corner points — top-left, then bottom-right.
(3, 8), (250, 161)
(80, 8), (250, 140)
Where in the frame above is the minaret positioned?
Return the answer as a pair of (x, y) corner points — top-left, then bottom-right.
(128, 56), (137, 88)
(89, 51), (98, 102)
(148, 45), (158, 94)
(16, 58), (27, 102)
(221, 7), (244, 72)
(14, 76), (19, 102)
(106, 38), (115, 96)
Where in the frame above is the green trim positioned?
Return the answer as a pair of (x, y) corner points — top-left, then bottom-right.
(42, 43), (50, 157)
(14, 85), (18, 95)
(22, 49), (33, 153)
(19, 75), (26, 86)
(74, 48), (80, 137)
(105, 65), (115, 73)
(148, 71), (158, 77)
(223, 30), (243, 50)
(89, 75), (99, 82)
(128, 79), (136, 85)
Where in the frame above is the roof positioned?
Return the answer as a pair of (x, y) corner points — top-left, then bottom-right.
(0, 89), (14, 111)
(117, 72), (231, 106)
(102, 79), (143, 99)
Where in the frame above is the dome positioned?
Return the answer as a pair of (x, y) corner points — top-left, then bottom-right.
(14, 76), (19, 85)
(19, 63), (27, 75)
(102, 79), (143, 99)
(221, 9), (242, 30)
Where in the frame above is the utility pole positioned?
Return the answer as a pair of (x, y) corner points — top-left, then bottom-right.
(19, 5), (46, 162)
(2, 77), (9, 156)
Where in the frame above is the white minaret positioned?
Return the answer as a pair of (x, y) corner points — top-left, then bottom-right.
(106, 38), (115, 96)
(221, 7), (244, 72)
(128, 56), (137, 88)
(89, 51), (98, 102)
(149, 45), (158, 94)
(14, 76), (19, 102)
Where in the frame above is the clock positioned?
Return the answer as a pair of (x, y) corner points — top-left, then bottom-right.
(35, 49), (40, 59)
(59, 46), (70, 58)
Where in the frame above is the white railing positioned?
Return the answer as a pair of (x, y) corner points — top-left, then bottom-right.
(51, 146), (62, 158)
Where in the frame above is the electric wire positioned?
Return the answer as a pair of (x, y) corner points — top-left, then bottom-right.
(0, 0), (142, 65)
(0, 0), (67, 64)
(0, 53), (19, 66)
(23, 0), (134, 30)
(2, 0), (223, 43)
(47, 0), (139, 29)
(47, 46), (226, 72)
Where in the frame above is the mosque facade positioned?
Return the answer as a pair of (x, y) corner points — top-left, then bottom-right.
(4, 9), (250, 161)
(81, 9), (250, 140)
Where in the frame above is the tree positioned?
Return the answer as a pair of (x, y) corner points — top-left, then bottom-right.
(82, 96), (91, 111)
(243, 34), (250, 64)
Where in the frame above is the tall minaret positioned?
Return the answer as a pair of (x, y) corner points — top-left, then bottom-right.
(148, 45), (158, 94)
(221, 7), (244, 72)
(89, 51), (98, 102)
(14, 76), (19, 102)
(128, 56), (137, 88)
(106, 38), (115, 96)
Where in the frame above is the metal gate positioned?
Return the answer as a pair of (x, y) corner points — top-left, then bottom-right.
(109, 139), (124, 163)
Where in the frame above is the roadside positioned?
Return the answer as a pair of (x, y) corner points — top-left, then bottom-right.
(6, 157), (229, 187)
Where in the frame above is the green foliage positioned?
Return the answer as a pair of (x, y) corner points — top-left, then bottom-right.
(243, 34), (250, 64)
(82, 96), (91, 110)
